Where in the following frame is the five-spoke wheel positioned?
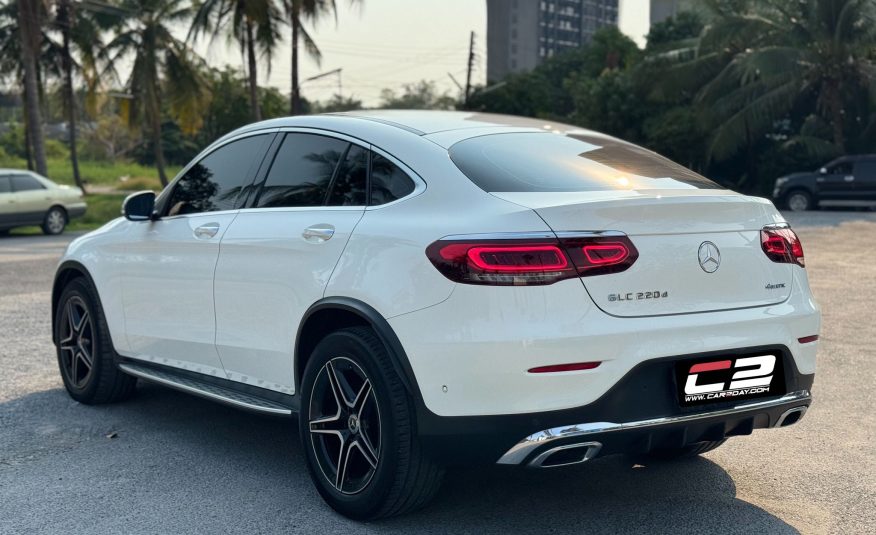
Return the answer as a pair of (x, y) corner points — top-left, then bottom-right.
(58, 296), (94, 389)
(300, 327), (444, 520)
(308, 357), (381, 495)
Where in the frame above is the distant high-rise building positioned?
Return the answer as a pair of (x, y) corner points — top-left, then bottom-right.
(486, 0), (619, 83)
(650, 0), (693, 25)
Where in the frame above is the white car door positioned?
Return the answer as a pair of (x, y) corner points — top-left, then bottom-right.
(119, 133), (273, 375)
(213, 132), (367, 394)
(10, 173), (51, 223)
(0, 175), (14, 228)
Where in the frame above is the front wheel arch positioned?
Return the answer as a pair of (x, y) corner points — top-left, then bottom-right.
(52, 261), (98, 345)
(295, 298), (422, 405)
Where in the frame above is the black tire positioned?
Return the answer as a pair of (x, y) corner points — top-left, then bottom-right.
(643, 439), (727, 461)
(784, 189), (813, 212)
(42, 206), (67, 235)
(54, 277), (136, 404)
(299, 327), (444, 520)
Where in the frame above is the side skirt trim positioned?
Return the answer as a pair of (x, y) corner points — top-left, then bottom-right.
(119, 361), (295, 416)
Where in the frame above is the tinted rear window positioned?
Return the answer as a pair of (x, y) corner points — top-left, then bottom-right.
(449, 132), (721, 192)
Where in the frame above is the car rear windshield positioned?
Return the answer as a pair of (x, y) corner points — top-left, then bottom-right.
(448, 132), (722, 192)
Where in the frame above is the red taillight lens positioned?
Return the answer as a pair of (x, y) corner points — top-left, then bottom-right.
(761, 227), (804, 267)
(426, 234), (638, 285)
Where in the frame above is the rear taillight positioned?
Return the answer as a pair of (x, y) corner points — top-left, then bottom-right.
(426, 234), (638, 285)
(761, 226), (804, 267)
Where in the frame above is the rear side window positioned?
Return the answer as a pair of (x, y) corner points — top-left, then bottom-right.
(371, 153), (415, 205)
(327, 144), (368, 206)
(11, 174), (45, 192)
(257, 133), (348, 208)
(167, 134), (269, 216)
(0, 176), (10, 193)
(449, 132), (721, 192)
(854, 160), (876, 178)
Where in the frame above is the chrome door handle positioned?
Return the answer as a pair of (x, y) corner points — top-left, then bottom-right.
(844, 175), (855, 182)
(302, 224), (335, 242)
(194, 223), (220, 239)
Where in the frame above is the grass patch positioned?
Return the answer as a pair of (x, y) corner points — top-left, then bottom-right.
(0, 155), (179, 191)
(9, 193), (127, 235)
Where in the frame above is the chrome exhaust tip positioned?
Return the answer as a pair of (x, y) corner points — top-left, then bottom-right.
(774, 406), (808, 428)
(529, 441), (602, 468)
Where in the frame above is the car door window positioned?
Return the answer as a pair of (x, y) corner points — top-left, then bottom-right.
(0, 176), (10, 194)
(326, 144), (368, 206)
(256, 133), (348, 208)
(370, 153), (415, 205)
(828, 162), (853, 175)
(166, 134), (269, 216)
(11, 174), (45, 191)
(854, 161), (876, 180)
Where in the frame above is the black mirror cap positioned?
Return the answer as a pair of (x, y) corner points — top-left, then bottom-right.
(123, 191), (157, 221)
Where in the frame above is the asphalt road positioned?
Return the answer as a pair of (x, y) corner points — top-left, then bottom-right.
(1, 212), (874, 534)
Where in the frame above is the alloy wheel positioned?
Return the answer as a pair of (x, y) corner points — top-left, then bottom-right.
(308, 357), (381, 495)
(788, 193), (810, 212)
(58, 296), (94, 389)
(46, 209), (65, 234)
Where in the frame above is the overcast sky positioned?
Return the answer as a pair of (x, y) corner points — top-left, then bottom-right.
(194, 0), (651, 107)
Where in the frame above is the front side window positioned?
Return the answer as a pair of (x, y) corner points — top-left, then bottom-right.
(370, 153), (415, 205)
(828, 161), (853, 175)
(257, 133), (348, 208)
(167, 134), (269, 216)
(11, 174), (45, 192)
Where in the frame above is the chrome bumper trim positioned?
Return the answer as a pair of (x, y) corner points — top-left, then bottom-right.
(496, 390), (811, 465)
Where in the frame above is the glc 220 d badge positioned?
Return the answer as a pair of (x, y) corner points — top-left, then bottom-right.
(676, 355), (785, 406)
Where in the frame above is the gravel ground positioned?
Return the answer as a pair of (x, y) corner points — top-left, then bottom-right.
(0, 212), (874, 534)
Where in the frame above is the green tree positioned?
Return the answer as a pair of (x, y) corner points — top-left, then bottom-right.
(378, 80), (456, 110)
(285, 0), (361, 115)
(670, 0), (876, 160)
(646, 11), (704, 51)
(311, 93), (361, 112)
(106, 0), (211, 186)
(189, 0), (283, 122)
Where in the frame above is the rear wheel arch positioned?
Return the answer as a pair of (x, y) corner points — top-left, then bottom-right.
(295, 298), (422, 403)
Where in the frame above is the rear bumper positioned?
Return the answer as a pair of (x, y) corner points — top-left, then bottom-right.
(413, 346), (814, 465)
(497, 390), (810, 466)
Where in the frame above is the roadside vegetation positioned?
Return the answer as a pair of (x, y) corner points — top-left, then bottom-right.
(0, 0), (874, 233)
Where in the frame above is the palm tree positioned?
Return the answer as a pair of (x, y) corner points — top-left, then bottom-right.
(286, 0), (360, 115)
(664, 0), (876, 161)
(17, 0), (48, 177)
(106, 0), (211, 187)
(189, 0), (283, 122)
(54, 0), (116, 193)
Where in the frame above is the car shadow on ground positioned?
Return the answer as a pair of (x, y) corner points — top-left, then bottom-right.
(0, 383), (800, 534)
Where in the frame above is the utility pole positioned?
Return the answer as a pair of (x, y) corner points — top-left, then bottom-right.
(464, 31), (475, 108)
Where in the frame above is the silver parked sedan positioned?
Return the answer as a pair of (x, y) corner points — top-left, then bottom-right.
(0, 170), (86, 235)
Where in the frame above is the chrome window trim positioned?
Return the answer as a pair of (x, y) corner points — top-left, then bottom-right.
(438, 230), (628, 241)
(496, 389), (811, 465)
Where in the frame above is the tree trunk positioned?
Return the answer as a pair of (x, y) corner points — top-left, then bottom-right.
(291, 10), (301, 115)
(150, 89), (169, 187)
(826, 80), (846, 152)
(18, 0), (47, 177)
(22, 89), (34, 171)
(59, 0), (86, 193)
(245, 18), (262, 122)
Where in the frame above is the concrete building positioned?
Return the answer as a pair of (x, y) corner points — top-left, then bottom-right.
(486, 0), (620, 83)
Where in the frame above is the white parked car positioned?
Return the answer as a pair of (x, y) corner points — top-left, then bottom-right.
(51, 111), (819, 519)
(0, 170), (86, 235)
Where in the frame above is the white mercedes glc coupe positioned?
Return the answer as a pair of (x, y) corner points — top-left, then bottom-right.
(52, 111), (819, 519)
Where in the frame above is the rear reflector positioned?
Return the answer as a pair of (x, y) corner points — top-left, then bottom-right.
(426, 234), (638, 286)
(528, 362), (601, 373)
(761, 227), (805, 267)
(798, 335), (819, 344)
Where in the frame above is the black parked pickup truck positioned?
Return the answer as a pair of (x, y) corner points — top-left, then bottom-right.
(773, 155), (876, 211)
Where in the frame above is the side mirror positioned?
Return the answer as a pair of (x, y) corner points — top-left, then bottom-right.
(123, 191), (156, 221)
(819, 167), (828, 174)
